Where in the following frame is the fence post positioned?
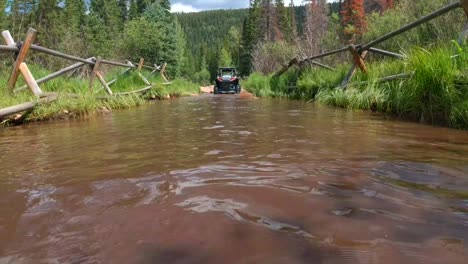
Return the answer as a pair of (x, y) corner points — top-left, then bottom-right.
(161, 63), (171, 83)
(348, 45), (368, 74)
(95, 72), (113, 96)
(8, 28), (37, 90)
(18, 62), (43, 97)
(1, 31), (15, 46)
(340, 50), (368, 88)
(89, 56), (101, 91)
(137, 58), (144, 72)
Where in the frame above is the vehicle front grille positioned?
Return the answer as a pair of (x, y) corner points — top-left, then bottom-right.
(220, 83), (233, 90)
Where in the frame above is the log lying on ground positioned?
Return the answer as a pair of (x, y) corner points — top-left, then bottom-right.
(113, 85), (153, 96)
(368, 48), (406, 59)
(0, 95), (57, 118)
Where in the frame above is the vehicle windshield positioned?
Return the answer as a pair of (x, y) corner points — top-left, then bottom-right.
(219, 69), (235, 77)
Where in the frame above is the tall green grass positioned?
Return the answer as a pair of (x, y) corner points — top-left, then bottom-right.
(244, 45), (468, 129)
(242, 72), (273, 98)
(0, 64), (199, 126)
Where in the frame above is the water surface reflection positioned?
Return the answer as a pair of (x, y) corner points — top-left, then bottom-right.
(0, 95), (467, 263)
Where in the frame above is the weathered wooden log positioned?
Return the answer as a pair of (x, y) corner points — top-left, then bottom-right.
(0, 96), (57, 118)
(0, 45), (19, 52)
(362, 2), (462, 50)
(349, 45), (368, 73)
(367, 47), (406, 59)
(100, 59), (136, 68)
(113, 85), (153, 96)
(161, 63), (171, 84)
(138, 72), (151, 86)
(275, 58), (299, 77)
(141, 64), (155, 70)
(275, 47), (350, 77)
(15, 59), (93, 93)
(89, 56), (101, 91)
(0, 101), (37, 118)
(300, 60), (336, 71)
(132, 61), (155, 70)
(0, 41), (143, 70)
(8, 28), (37, 90)
(95, 72), (113, 96)
(340, 50), (368, 89)
(19, 63), (43, 97)
(31, 45), (94, 65)
(377, 73), (413, 82)
(137, 58), (144, 71)
(2, 31), (15, 46)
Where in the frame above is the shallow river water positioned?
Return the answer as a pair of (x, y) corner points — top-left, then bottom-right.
(1, 95), (468, 264)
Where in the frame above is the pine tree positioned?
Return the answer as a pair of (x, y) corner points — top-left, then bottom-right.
(175, 19), (191, 76)
(90, 0), (105, 15)
(136, 0), (146, 14)
(174, 18), (188, 77)
(341, 0), (367, 43)
(118, 0), (128, 24)
(63, 0), (86, 33)
(85, 13), (109, 57)
(144, 1), (178, 77)
(90, 0), (123, 37)
(88, 0), (123, 56)
(239, 0), (261, 76)
(160, 0), (171, 11)
(129, 0), (139, 20)
(61, 0), (87, 55)
(33, 0), (62, 48)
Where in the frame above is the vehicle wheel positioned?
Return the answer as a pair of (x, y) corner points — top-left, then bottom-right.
(236, 85), (241, 94)
(214, 85), (218, 94)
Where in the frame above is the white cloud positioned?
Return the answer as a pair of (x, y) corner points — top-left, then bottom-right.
(171, 3), (201, 13)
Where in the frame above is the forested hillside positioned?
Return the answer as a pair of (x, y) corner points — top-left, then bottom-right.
(0, 0), (188, 77)
(177, 9), (247, 82)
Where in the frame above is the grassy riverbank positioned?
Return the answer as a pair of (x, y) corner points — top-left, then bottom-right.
(0, 65), (199, 126)
(244, 46), (468, 129)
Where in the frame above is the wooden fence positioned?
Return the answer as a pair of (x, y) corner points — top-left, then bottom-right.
(0, 28), (172, 119)
(275, 0), (468, 89)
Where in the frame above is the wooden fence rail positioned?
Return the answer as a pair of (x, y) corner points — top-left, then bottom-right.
(0, 27), (171, 119)
(275, 0), (468, 90)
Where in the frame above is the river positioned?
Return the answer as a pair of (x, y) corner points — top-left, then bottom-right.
(1, 95), (467, 263)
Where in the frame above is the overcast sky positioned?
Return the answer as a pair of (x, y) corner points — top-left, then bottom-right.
(171, 1), (336, 13)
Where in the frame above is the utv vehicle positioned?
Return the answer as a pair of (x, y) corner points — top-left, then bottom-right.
(214, 67), (241, 94)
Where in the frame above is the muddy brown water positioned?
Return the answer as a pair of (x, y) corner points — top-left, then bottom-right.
(1, 95), (467, 264)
